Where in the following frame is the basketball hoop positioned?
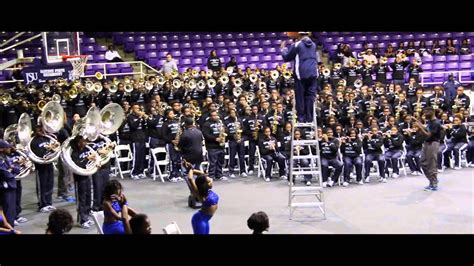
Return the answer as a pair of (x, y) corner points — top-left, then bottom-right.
(62, 55), (88, 80)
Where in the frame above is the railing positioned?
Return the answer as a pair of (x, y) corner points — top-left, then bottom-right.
(420, 70), (474, 86)
(0, 60), (160, 84)
(81, 60), (160, 79)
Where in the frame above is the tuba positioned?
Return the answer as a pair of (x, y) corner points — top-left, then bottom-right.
(259, 81), (267, 90)
(108, 84), (118, 93)
(85, 81), (94, 92)
(172, 79), (182, 89)
(187, 79), (197, 90)
(283, 70), (292, 80)
(322, 68), (330, 77)
(334, 63), (342, 70)
(157, 75), (166, 86)
(207, 78), (217, 88)
(93, 82), (103, 93)
(171, 70), (179, 79)
(249, 74), (258, 83)
(22, 102), (64, 164)
(124, 84), (133, 93)
(270, 70), (280, 80)
(145, 81), (154, 91)
(95, 72), (104, 80)
(197, 80), (206, 91)
(234, 78), (243, 88)
(95, 103), (125, 164)
(61, 107), (102, 175)
(4, 122), (34, 179)
(219, 75), (229, 85)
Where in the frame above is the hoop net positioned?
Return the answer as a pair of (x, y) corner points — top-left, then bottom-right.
(62, 55), (88, 80)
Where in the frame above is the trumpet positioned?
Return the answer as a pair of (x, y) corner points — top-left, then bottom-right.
(354, 79), (363, 88)
(191, 69), (199, 77)
(259, 81), (267, 90)
(68, 87), (79, 99)
(37, 100), (47, 111)
(380, 57), (388, 64)
(333, 63), (342, 70)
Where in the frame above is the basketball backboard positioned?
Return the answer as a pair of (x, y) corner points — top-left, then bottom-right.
(42, 32), (80, 64)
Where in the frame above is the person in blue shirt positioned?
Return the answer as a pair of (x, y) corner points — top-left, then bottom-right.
(280, 32), (318, 123)
(102, 180), (137, 234)
(0, 139), (20, 227)
(183, 160), (219, 235)
(0, 204), (21, 234)
(442, 74), (461, 101)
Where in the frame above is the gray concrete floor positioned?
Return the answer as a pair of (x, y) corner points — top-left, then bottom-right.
(14, 167), (473, 234)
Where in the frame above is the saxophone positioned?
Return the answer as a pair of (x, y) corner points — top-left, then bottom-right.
(433, 93), (439, 110)
(348, 100), (355, 115)
(395, 100), (402, 120)
(415, 96), (422, 114)
(272, 109), (278, 135)
(173, 118), (182, 151)
(452, 95), (461, 112)
(252, 116), (259, 141)
(235, 120), (242, 143)
(218, 118), (227, 147)
(329, 101), (335, 116)
(368, 95), (376, 116)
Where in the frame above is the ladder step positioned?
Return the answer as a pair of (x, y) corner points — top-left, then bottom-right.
(290, 202), (324, 208)
(292, 192), (323, 196)
(291, 186), (323, 192)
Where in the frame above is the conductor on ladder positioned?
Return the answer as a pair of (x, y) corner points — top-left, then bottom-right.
(280, 32), (318, 123)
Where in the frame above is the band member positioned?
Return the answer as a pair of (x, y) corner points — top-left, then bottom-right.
(289, 129), (312, 185)
(30, 125), (57, 213)
(405, 123), (425, 175)
(407, 58), (423, 83)
(450, 86), (471, 114)
(7, 146), (29, 225)
(70, 135), (94, 229)
(320, 128), (342, 187)
(161, 109), (183, 182)
(117, 101), (132, 145)
(127, 103), (148, 179)
(416, 107), (442, 191)
(280, 32), (318, 123)
(90, 137), (113, 212)
(224, 109), (246, 177)
(428, 86), (447, 112)
(146, 106), (165, 174)
(383, 126), (404, 178)
(374, 59), (390, 85)
(0, 204), (21, 234)
(243, 105), (264, 175)
(390, 55), (409, 86)
(341, 129), (363, 186)
(202, 111), (227, 181)
(258, 127), (286, 182)
(0, 140), (20, 227)
(443, 115), (468, 169)
(363, 127), (386, 182)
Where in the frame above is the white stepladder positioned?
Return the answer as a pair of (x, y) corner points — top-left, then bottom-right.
(288, 101), (326, 220)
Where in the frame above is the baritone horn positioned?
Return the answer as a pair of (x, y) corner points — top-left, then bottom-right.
(172, 79), (182, 89)
(233, 87), (242, 98)
(219, 75), (229, 85)
(283, 71), (292, 80)
(322, 68), (330, 77)
(354, 79), (363, 88)
(234, 78), (243, 88)
(207, 78), (217, 88)
(95, 72), (104, 80)
(270, 70), (279, 80)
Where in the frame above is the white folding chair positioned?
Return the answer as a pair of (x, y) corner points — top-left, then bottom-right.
(200, 143), (209, 172)
(150, 147), (169, 182)
(162, 221), (182, 234)
(114, 144), (133, 179)
(91, 211), (104, 235)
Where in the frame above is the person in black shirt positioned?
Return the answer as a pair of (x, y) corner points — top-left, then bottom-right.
(459, 38), (471, 55)
(341, 129), (363, 186)
(161, 109), (183, 182)
(224, 109), (246, 178)
(407, 58), (423, 83)
(390, 55), (410, 86)
(70, 135), (95, 229)
(258, 127), (286, 182)
(90, 136), (113, 212)
(30, 125), (58, 213)
(363, 127), (386, 182)
(207, 50), (222, 72)
(416, 107), (442, 191)
(225, 56), (238, 70)
(405, 123), (425, 175)
(202, 110), (227, 181)
(443, 115), (468, 169)
(382, 126), (404, 178)
(320, 128), (342, 187)
(127, 103), (148, 180)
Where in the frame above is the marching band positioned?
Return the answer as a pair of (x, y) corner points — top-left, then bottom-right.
(0, 52), (473, 229)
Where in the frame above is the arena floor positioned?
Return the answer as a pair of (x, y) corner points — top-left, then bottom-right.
(15, 167), (473, 234)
